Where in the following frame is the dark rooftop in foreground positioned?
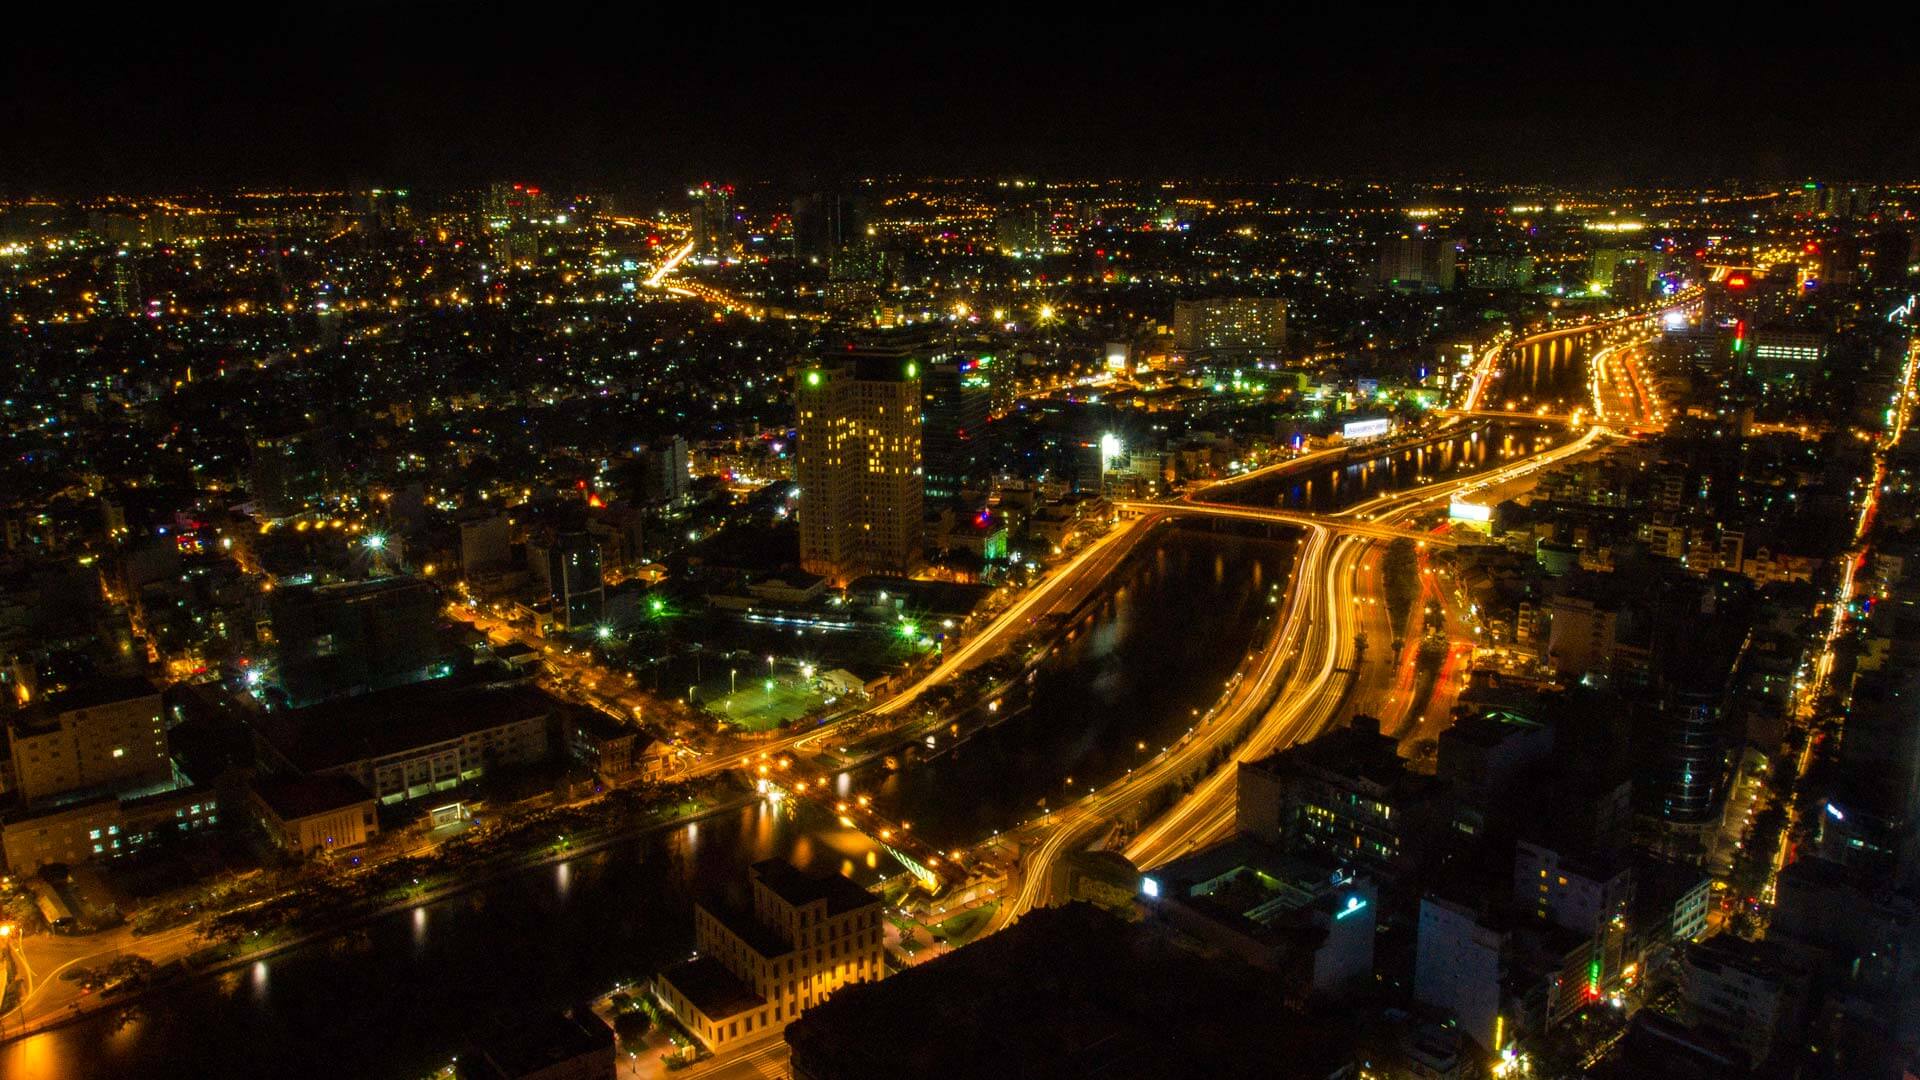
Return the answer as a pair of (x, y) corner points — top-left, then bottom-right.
(784, 902), (1352, 1080)
(458, 1004), (614, 1080)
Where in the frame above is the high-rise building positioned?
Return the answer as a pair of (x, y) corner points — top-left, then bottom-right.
(921, 352), (992, 501)
(638, 435), (691, 504)
(690, 182), (737, 256)
(546, 531), (604, 631)
(1589, 246), (1650, 295)
(1867, 227), (1912, 284)
(458, 515), (512, 574)
(1172, 297), (1287, 355)
(269, 576), (456, 707)
(1235, 715), (1448, 880)
(1468, 252), (1534, 289)
(796, 346), (923, 582)
(249, 427), (340, 517)
(1414, 896), (1509, 1054)
(1610, 258), (1652, 306)
(994, 205), (1050, 256)
(791, 191), (866, 263)
(1377, 234), (1457, 291)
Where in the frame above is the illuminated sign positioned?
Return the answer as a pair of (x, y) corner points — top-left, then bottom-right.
(1141, 876), (1161, 899)
(1449, 498), (1492, 523)
(1334, 895), (1369, 920)
(1343, 418), (1390, 441)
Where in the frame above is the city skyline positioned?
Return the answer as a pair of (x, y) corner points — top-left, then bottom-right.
(4, 19), (1920, 1080)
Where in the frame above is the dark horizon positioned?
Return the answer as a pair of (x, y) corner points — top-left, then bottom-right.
(7, 5), (1920, 195)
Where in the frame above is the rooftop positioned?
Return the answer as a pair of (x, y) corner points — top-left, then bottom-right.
(13, 675), (161, 734)
(658, 956), (765, 1022)
(752, 858), (880, 917)
(784, 902), (1350, 1080)
(253, 774), (374, 821)
(254, 682), (553, 773)
(460, 1005), (613, 1080)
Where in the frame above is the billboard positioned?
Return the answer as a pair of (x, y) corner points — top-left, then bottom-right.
(1449, 498), (1492, 523)
(1343, 417), (1391, 441)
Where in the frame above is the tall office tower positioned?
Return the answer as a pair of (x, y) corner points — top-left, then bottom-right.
(1171, 297), (1288, 355)
(921, 352), (992, 501)
(1610, 258), (1652, 306)
(1816, 234), (1860, 287)
(1588, 247), (1649, 294)
(690, 181), (736, 256)
(547, 531), (604, 631)
(795, 346), (923, 582)
(1867, 228), (1913, 284)
(1377, 234), (1457, 291)
(994, 204), (1050, 256)
(791, 191), (866, 263)
(638, 435), (691, 504)
(110, 251), (138, 314)
(482, 181), (549, 269)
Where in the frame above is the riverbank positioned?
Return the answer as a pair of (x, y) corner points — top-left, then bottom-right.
(0, 787), (756, 1048)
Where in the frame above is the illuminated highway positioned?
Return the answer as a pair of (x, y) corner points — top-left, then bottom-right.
(991, 308), (1688, 917)
(745, 515), (1163, 761)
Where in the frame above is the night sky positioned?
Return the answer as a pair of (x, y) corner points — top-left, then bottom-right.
(6, 4), (1919, 194)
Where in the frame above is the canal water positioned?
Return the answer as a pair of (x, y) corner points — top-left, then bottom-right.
(852, 525), (1300, 851)
(1485, 329), (1598, 414)
(0, 801), (889, 1080)
(1222, 421), (1569, 513)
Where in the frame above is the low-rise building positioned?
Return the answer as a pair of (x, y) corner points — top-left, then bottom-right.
(458, 1004), (615, 1080)
(254, 684), (557, 805)
(785, 902), (1355, 1080)
(1237, 714), (1449, 879)
(1679, 937), (1810, 1069)
(1140, 836), (1376, 1003)
(2, 784), (218, 872)
(250, 774), (379, 856)
(654, 858), (883, 1053)
(569, 710), (668, 784)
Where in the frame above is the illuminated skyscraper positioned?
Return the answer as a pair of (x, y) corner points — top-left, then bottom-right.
(690, 182), (736, 256)
(795, 346), (923, 581)
(921, 351), (992, 501)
